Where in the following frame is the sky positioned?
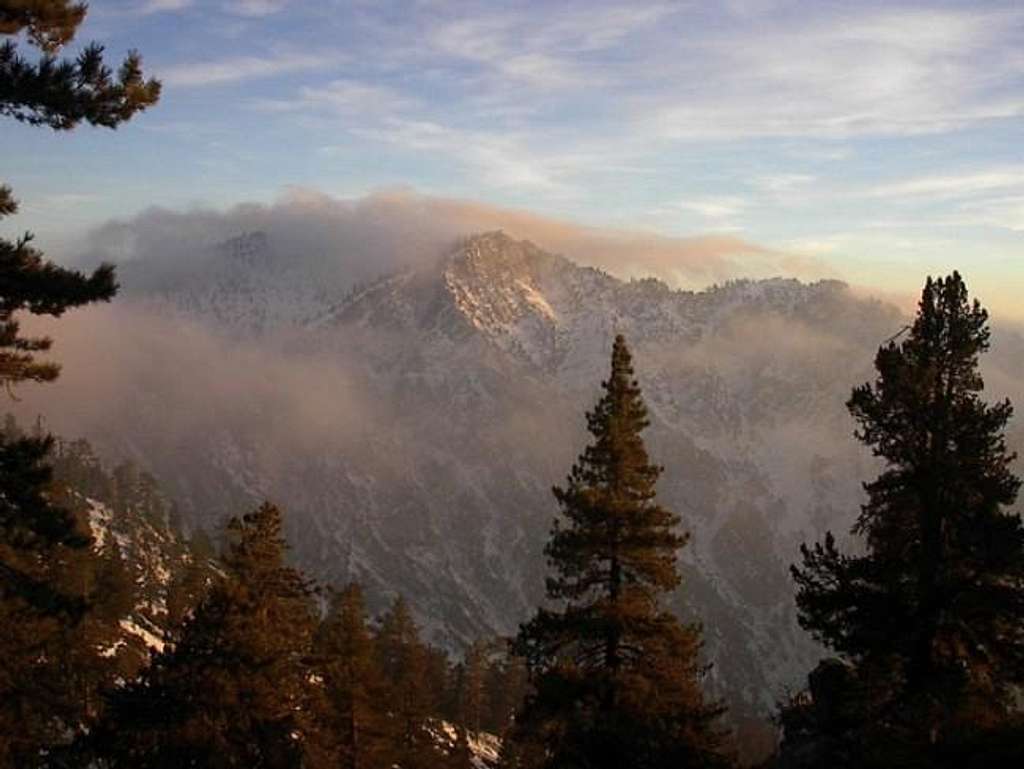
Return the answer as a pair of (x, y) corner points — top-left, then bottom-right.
(2, 0), (1022, 320)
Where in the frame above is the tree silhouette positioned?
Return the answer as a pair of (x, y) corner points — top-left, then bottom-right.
(508, 335), (731, 769)
(790, 272), (1024, 762)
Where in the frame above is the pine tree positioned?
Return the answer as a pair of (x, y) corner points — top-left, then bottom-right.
(1, 0), (159, 388)
(454, 639), (490, 734)
(313, 583), (391, 769)
(790, 272), (1024, 758)
(87, 502), (323, 768)
(1, 6), (158, 764)
(375, 595), (447, 769)
(482, 642), (528, 737)
(164, 556), (209, 631)
(507, 335), (731, 769)
(0, 430), (91, 767)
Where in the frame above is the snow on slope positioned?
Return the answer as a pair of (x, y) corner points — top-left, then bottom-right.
(83, 496), (196, 657)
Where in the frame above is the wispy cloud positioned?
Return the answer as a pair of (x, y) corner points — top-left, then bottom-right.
(253, 79), (415, 115)
(956, 196), (1024, 232)
(644, 8), (1024, 139)
(162, 51), (340, 87)
(351, 119), (571, 193)
(755, 175), (816, 194)
(869, 168), (1024, 200)
(137, 0), (193, 14)
(428, 4), (675, 89)
(223, 0), (287, 17)
(676, 196), (748, 220)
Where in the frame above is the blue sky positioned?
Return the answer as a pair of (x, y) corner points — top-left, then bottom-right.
(3, 0), (1023, 318)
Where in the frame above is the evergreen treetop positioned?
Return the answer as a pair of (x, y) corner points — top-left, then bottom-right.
(509, 334), (730, 769)
(790, 271), (1024, 756)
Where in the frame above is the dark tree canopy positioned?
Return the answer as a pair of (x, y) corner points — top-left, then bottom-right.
(789, 272), (1024, 760)
(0, 0), (159, 388)
(0, 1), (87, 51)
(508, 335), (731, 769)
(1, 0), (159, 129)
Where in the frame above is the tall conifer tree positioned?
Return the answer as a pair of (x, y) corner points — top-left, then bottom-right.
(508, 335), (730, 769)
(790, 272), (1024, 760)
(313, 583), (391, 769)
(374, 595), (447, 769)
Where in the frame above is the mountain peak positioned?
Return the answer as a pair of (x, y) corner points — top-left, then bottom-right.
(329, 233), (860, 374)
(445, 231), (564, 280)
(442, 232), (570, 330)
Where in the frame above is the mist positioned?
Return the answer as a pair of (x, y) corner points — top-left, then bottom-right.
(21, 192), (1024, 545)
(72, 188), (836, 293)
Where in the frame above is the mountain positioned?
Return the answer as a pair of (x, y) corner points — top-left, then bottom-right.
(118, 231), (349, 335)
(42, 231), (1023, 746)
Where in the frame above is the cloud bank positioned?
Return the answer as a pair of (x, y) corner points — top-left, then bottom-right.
(75, 188), (835, 291)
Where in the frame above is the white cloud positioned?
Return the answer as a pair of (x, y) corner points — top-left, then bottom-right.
(782, 236), (843, 256)
(428, 4), (675, 89)
(223, 0), (287, 17)
(254, 79), (414, 115)
(162, 51), (339, 87)
(530, 4), (676, 53)
(676, 196), (747, 220)
(499, 53), (591, 90)
(786, 146), (854, 163)
(137, 0), (193, 14)
(351, 119), (572, 193)
(869, 168), (1024, 200)
(755, 174), (816, 194)
(955, 195), (1024, 231)
(643, 8), (1024, 139)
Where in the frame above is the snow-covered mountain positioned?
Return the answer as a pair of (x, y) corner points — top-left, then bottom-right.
(59, 230), (1022, 737)
(118, 231), (349, 334)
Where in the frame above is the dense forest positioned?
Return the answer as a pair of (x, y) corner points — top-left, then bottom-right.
(2, 3), (1023, 768)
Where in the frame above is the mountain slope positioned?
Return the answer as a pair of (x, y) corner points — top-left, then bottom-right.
(36, 230), (1024, 745)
